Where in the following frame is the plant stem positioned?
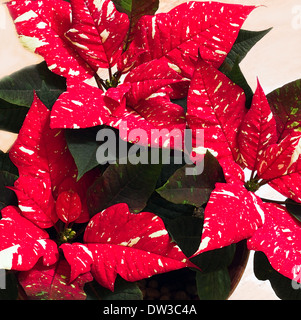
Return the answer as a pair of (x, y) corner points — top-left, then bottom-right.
(94, 73), (108, 91)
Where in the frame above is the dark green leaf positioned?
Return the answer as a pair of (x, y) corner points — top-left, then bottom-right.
(223, 28), (272, 69)
(196, 268), (231, 300)
(85, 277), (143, 300)
(267, 78), (301, 139)
(285, 198), (301, 223)
(0, 170), (18, 211)
(0, 99), (28, 133)
(191, 244), (236, 272)
(112, 0), (159, 47)
(65, 127), (101, 181)
(165, 215), (203, 257)
(226, 59), (253, 109)
(143, 192), (195, 220)
(254, 251), (301, 300)
(0, 151), (18, 176)
(0, 271), (19, 300)
(0, 61), (66, 109)
(156, 151), (225, 207)
(87, 158), (162, 214)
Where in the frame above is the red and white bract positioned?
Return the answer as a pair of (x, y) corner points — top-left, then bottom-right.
(56, 191), (82, 224)
(62, 203), (195, 291)
(186, 57), (246, 180)
(119, 2), (256, 76)
(18, 260), (93, 300)
(108, 88), (186, 149)
(248, 203), (301, 283)
(192, 183), (265, 257)
(0, 206), (58, 271)
(238, 79), (278, 171)
(65, 0), (129, 70)
(7, 0), (94, 80)
(50, 81), (130, 129)
(257, 131), (301, 181)
(9, 94), (93, 227)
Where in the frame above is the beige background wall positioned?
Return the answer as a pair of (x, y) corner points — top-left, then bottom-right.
(1, 0), (301, 299)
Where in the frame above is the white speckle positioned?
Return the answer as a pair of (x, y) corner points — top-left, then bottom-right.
(36, 22), (47, 29)
(37, 239), (47, 249)
(19, 146), (34, 155)
(149, 230), (168, 238)
(215, 50), (227, 55)
(267, 112), (273, 122)
(250, 193), (265, 223)
(93, 0), (105, 10)
(100, 29), (110, 43)
(193, 146), (218, 158)
(71, 100), (83, 107)
(14, 10), (38, 23)
(61, 106), (74, 112)
(158, 258), (164, 267)
(19, 35), (49, 52)
(214, 81), (223, 93)
(48, 64), (57, 70)
(128, 237), (141, 247)
(197, 236), (211, 252)
(0, 245), (20, 269)
(151, 16), (156, 39)
(192, 89), (202, 95)
(168, 63), (181, 73)
(19, 205), (35, 212)
(68, 69), (80, 76)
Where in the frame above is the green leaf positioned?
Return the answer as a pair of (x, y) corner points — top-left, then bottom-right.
(87, 159), (162, 215)
(0, 151), (18, 176)
(254, 251), (301, 300)
(267, 78), (301, 139)
(223, 28), (272, 69)
(65, 127), (101, 181)
(285, 198), (301, 223)
(143, 191), (195, 220)
(112, 0), (159, 47)
(157, 151), (225, 207)
(85, 277), (143, 300)
(0, 271), (19, 300)
(0, 99), (28, 133)
(191, 244), (236, 273)
(226, 59), (253, 109)
(196, 268), (231, 300)
(0, 61), (66, 109)
(0, 170), (18, 212)
(164, 215), (203, 257)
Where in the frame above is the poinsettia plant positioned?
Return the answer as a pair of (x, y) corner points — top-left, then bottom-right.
(1, 0), (301, 300)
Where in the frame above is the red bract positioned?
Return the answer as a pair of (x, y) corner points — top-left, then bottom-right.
(18, 260), (93, 300)
(50, 80), (130, 129)
(9, 94), (94, 227)
(7, 0), (94, 80)
(61, 203), (196, 291)
(119, 2), (256, 76)
(0, 206), (58, 271)
(186, 56), (246, 180)
(238, 79), (278, 171)
(56, 191), (82, 224)
(248, 203), (301, 283)
(192, 183), (265, 257)
(65, 0), (129, 70)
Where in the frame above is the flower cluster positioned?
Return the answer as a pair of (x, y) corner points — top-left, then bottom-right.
(2, 0), (301, 299)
